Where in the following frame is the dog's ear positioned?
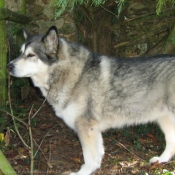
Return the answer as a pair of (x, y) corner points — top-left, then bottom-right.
(23, 28), (31, 40)
(42, 26), (59, 54)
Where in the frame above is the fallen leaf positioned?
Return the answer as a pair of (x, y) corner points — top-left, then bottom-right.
(5, 128), (11, 146)
(147, 133), (157, 141)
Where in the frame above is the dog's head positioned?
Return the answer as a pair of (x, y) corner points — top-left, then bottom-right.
(7, 26), (59, 77)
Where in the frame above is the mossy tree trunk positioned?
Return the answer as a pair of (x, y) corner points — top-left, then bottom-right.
(16, 0), (27, 47)
(0, 0), (7, 108)
(0, 1), (17, 174)
(0, 0), (30, 108)
(20, 0), (26, 14)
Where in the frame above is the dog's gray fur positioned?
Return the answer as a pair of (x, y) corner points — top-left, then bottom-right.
(8, 26), (175, 175)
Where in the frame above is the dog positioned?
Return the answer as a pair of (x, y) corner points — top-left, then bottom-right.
(8, 26), (175, 175)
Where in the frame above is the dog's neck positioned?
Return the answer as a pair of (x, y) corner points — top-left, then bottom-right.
(31, 66), (50, 97)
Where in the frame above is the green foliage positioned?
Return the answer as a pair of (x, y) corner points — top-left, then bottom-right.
(153, 169), (175, 175)
(54, 0), (123, 18)
(31, 118), (38, 127)
(156, 0), (175, 14)
(54, 0), (175, 18)
(11, 78), (28, 98)
(133, 139), (141, 150)
(91, 0), (106, 6)
(54, 0), (106, 18)
(117, 0), (125, 15)
(0, 133), (5, 150)
(7, 22), (22, 36)
(55, 0), (69, 18)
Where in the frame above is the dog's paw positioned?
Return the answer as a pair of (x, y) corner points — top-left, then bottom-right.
(149, 156), (160, 163)
(150, 155), (170, 163)
(69, 173), (77, 175)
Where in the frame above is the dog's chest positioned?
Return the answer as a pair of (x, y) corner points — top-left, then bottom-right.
(52, 102), (80, 130)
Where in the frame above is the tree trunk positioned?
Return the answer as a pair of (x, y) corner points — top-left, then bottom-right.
(20, 0), (26, 14)
(0, 0), (7, 108)
(16, 0), (28, 47)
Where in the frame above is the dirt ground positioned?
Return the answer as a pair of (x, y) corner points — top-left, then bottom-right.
(4, 96), (175, 175)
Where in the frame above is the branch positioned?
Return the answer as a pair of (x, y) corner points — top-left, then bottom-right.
(0, 109), (28, 127)
(31, 99), (46, 119)
(114, 139), (145, 161)
(0, 7), (31, 24)
(33, 125), (58, 158)
(124, 7), (175, 23)
(100, 5), (118, 18)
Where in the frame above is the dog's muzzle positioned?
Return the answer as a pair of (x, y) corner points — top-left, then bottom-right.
(7, 63), (14, 72)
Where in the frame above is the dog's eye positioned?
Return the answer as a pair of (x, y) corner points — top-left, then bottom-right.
(27, 54), (35, 58)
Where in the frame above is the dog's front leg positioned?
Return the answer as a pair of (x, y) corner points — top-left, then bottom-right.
(69, 119), (104, 175)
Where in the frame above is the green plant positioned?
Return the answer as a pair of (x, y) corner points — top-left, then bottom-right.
(54, 0), (175, 18)
(0, 150), (17, 175)
(156, 0), (175, 14)
(133, 139), (141, 150)
(31, 118), (38, 127)
(54, 0), (124, 18)
(153, 169), (175, 175)
(0, 132), (5, 150)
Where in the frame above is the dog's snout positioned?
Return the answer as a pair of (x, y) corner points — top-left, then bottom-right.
(7, 63), (14, 71)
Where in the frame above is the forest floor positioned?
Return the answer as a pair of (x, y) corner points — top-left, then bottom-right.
(3, 94), (175, 175)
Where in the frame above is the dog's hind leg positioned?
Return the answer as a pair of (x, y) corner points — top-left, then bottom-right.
(150, 115), (175, 163)
(69, 119), (104, 175)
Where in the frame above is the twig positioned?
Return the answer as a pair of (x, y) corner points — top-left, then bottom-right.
(124, 7), (175, 23)
(33, 139), (48, 161)
(47, 140), (53, 172)
(28, 104), (34, 175)
(33, 125), (58, 158)
(7, 74), (30, 149)
(100, 5), (118, 18)
(0, 109), (28, 127)
(33, 125), (57, 172)
(114, 139), (145, 161)
(31, 99), (46, 119)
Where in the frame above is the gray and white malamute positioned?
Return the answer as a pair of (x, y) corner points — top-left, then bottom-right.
(8, 26), (175, 175)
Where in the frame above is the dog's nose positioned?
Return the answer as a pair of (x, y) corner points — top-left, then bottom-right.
(7, 63), (14, 71)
